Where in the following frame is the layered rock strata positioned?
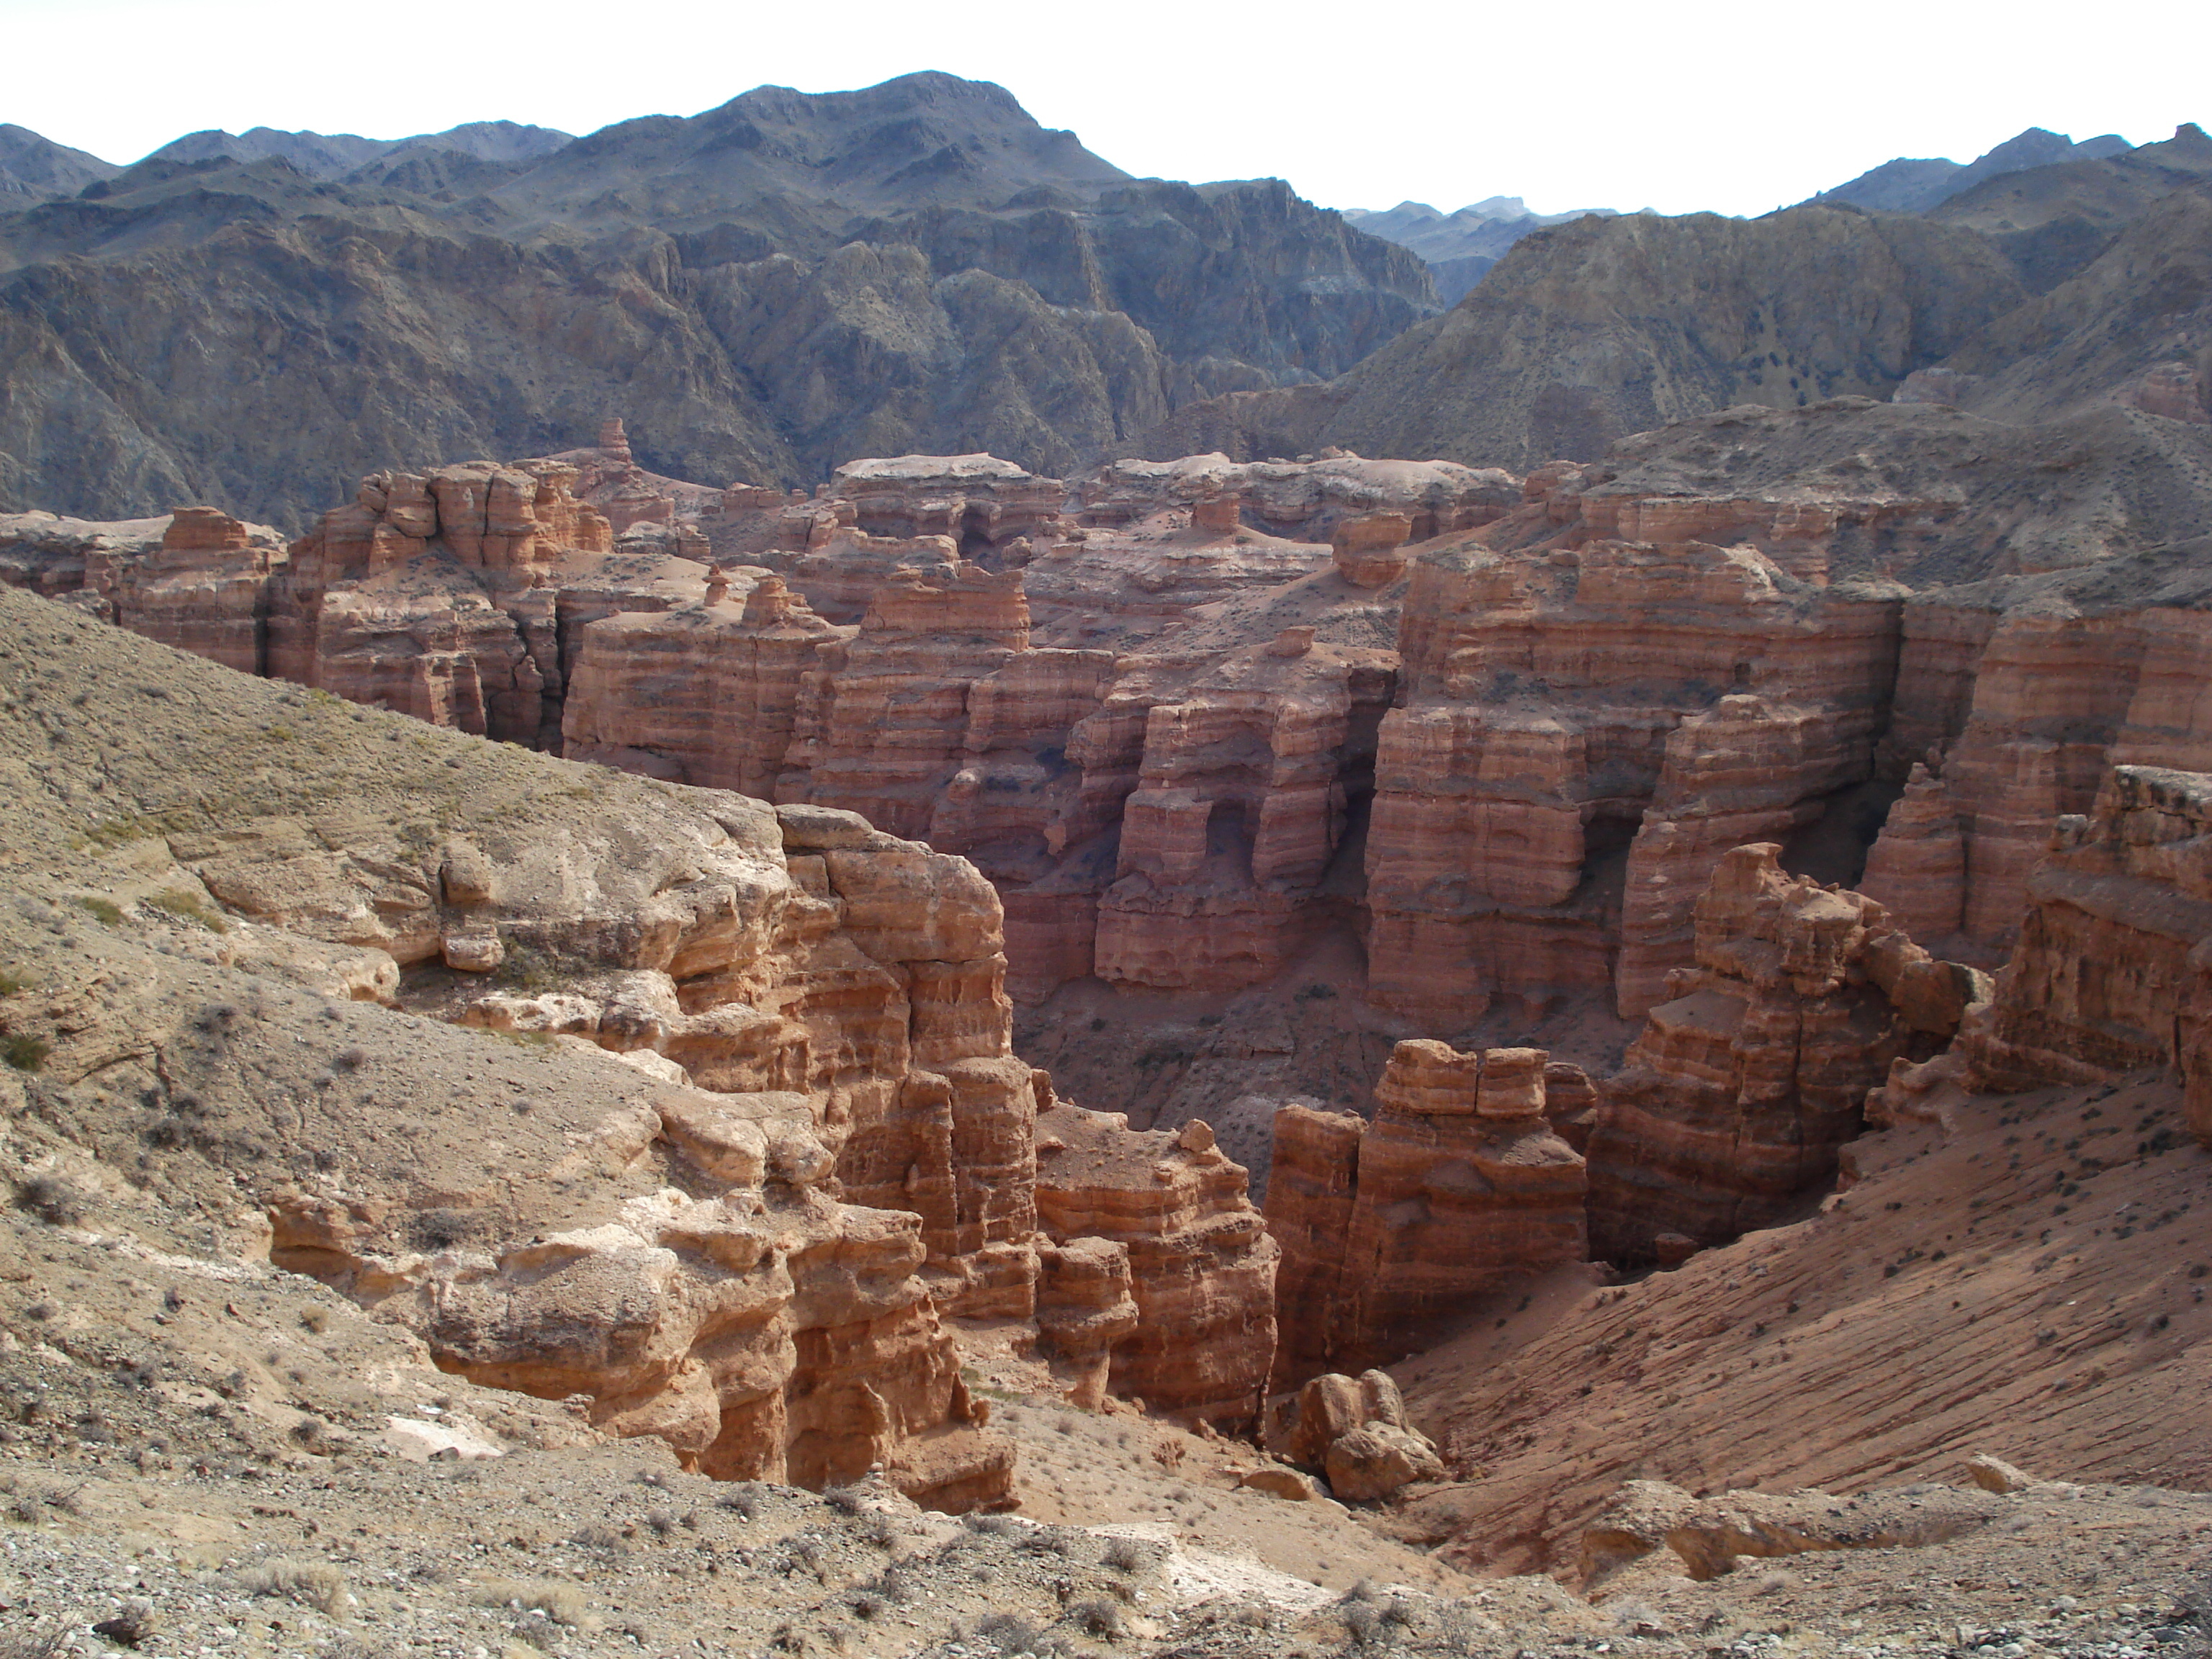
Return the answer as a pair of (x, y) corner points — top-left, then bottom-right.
(1265, 1040), (1587, 1383)
(0, 589), (1031, 1503)
(1586, 843), (1987, 1262)
(1369, 467), (1907, 1022)
(1031, 1106), (1279, 1428)
(1960, 765), (2212, 1141)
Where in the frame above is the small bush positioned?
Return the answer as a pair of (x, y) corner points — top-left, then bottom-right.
(1102, 1536), (1145, 1573)
(717, 1484), (762, 1519)
(474, 1577), (585, 1627)
(240, 1558), (346, 1615)
(976, 1611), (1044, 1653)
(145, 889), (227, 932)
(72, 896), (123, 925)
(0, 1627), (70, 1658)
(848, 1591), (887, 1622)
(964, 1511), (1020, 1537)
(1068, 1597), (1126, 1639)
(14, 1176), (88, 1226)
(1, 1033), (46, 1073)
(1341, 1599), (1382, 1645)
(824, 1483), (866, 1516)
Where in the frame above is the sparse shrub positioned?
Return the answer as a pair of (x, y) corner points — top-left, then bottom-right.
(824, 1483), (866, 1516)
(964, 1511), (1021, 1537)
(848, 1591), (887, 1622)
(1341, 1599), (1383, 1645)
(861, 1513), (899, 1550)
(976, 1611), (1044, 1653)
(145, 889), (227, 932)
(0, 1626), (70, 1658)
(717, 1484), (762, 1519)
(1, 1033), (46, 1073)
(239, 1558), (347, 1615)
(1068, 1597), (1126, 1638)
(1102, 1536), (1145, 1573)
(473, 1577), (586, 1627)
(72, 896), (122, 925)
(14, 1175), (89, 1226)
(644, 1508), (677, 1537)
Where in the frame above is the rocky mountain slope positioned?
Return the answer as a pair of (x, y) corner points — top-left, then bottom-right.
(1344, 198), (1621, 305)
(1811, 127), (2134, 216)
(1132, 123), (2212, 472)
(0, 73), (1437, 529)
(143, 119), (573, 177)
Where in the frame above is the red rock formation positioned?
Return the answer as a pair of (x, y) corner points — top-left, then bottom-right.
(1879, 600), (2212, 958)
(1032, 1105), (1278, 1428)
(1961, 767), (2212, 1135)
(1332, 512), (1413, 586)
(1080, 639), (1398, 993)
(1587, 844), (1985, 1262)
(1035, 1236), (1141, 1409)
(1076, 452), (1518, 544)
(829, 454), (1066, 554)
(563, 573), (845, 794)
(1370, 529), (1902, 1025)
(1265, 1041), (1587, 1384)
(1858, 762), (1966, 943)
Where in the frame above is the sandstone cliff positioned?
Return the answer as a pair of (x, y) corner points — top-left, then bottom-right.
(0, 583), (1280, 1498)
(1959, 765), (2212, 1143)
(1265, 1041), (1586, 1382)
(1586, 845), (1985, 1263)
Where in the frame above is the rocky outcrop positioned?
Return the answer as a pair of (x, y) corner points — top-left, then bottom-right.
(1075, 452), (1517, 545)
(1265, 1041), (1587, 1382)
(1879, 584), (2212, 958)
(0, 586), (1035, 1503)
(1272, 1370), (1444, 1503)
(1858, 763), (1967, 943)
(1586, 844), (1987, 1262)
(1961, 766), (2212, 1139)
(1031, 1106), (1278, 1428)
(830, 454), (1068, 554)
(1368, 474), (1905, 1022)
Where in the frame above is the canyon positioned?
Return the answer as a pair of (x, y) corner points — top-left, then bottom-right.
(4, 82), (2212, 1659)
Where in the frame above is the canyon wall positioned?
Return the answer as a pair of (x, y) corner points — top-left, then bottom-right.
(1264, 1040), (1586, 1384)
(1584, 843), (1986, 1263)
(0, 584), (1280, 1498)
(1961, 764), (2212, 1142)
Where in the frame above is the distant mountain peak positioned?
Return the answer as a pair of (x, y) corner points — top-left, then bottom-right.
(1810, 125), (2141, 215)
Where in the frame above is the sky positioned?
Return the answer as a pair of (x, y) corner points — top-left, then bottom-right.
(4, 0), (2206, 218)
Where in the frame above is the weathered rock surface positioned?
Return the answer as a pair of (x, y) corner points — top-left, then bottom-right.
(0, 584), (1079, 1503)
(1961, 765), (2212, 1141)
(1266, 1041), (1586, 1382)
(1586, 844), (1986, 1263)
(0, 75), (1437, 531)
(1031, 1106), (1278, 1428)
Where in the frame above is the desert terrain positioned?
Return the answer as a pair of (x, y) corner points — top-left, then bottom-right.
(1, 76), (2210, 1659)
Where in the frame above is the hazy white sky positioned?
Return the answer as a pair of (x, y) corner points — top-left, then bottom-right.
(4, 0), (2203, 217)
